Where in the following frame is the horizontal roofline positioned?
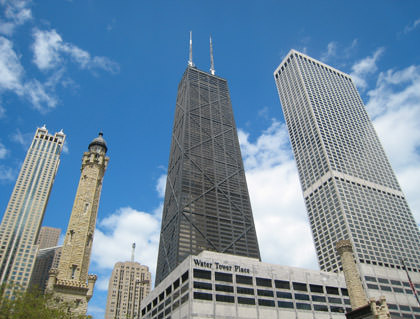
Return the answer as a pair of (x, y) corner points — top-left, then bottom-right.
(273, 49), (352, 80)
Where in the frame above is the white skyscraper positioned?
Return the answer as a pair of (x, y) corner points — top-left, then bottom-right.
(0, 126), (65, 291)
(105, 261), (151, 319)
(274, 50), (420, 316)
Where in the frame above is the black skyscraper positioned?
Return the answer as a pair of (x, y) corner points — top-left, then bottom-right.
(155, 65), (260, 285)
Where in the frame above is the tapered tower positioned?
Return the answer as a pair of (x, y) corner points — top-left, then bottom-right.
(47, 132), (109, 315)
(155, 41), (260, 285)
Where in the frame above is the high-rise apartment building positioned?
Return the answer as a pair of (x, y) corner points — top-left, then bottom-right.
(155, 63), (260, 285)
(47, 132), (109, 315)
(274, 50), (420, 311)
(105, 261), (151, 319)
(36, 226), (61, 249)
(0, 126), (65, 290)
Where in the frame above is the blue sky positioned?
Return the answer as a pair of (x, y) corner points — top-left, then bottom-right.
(0, 0), (419, 317)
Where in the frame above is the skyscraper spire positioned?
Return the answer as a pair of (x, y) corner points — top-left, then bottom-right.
(188, 31), (194, 67)
(210, 36), (215, 75)
(131, 242), (136, 263)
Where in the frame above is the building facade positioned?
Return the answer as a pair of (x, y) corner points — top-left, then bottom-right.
(47, 132), (109, 315)
(0, 126), (65, 290)
(105, 261), (151, 319)
(155, 66), (260, 285)
(29, 245), (62, 290)
(274, 50), (420, 313)
(36, 226), (61, 249)
(142, 250), (353, 319)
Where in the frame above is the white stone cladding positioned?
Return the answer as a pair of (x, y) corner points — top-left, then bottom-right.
(141, 251), (350, 319)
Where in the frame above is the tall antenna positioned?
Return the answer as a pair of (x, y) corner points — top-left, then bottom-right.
(210, 36), (215, 75)
(131, 242), (136, 262)
(188, 31), (194, 67)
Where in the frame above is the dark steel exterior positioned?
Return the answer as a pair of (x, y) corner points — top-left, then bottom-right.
(155, 67), (260, 285)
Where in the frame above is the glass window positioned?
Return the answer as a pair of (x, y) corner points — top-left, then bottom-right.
(238, 297), (255, 305)
(194, 281), (212, 290)
(295, 293), (309, 301)
(236, 275), (252, 285)
(296, 303), (311, 310)
(256, 277), (272, 287)
(193, 292), (212, 301)
(257, 289), (273, 297)
(293, 282), (307, 291)
(277, 291), (292, 299)
(173, 278), (180, 290)
(182, 271), (189, 282)
(216, 284), (233, 293)
(216, 295), (234, 303)
(215, 272), (232, 283)
(275, 280), (290, 289)
(326, 286), (339, 295)
(258, 299), (275, 307)
(237, 297), (255, 305)
(237, 286), (254, 295)
(367, 283), (379, 290)
(314, 304), (329, 312)
(278, 301), (294, 308)
(331, 306), (345, 313)
(312, 295), (326, 302)
(193, 269), (211, 280)
(310, 284), (323, 293)
(328, 297), (342, 304)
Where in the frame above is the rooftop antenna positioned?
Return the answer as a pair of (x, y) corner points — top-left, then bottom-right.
(210, 36), (215, 75)
(188, 31), (194, 67)
(131, 242), (136, 262)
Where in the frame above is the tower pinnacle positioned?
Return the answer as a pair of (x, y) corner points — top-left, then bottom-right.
(131, 242), (136, 263)
(188, 31), (194, 67)
(210, 36), (215, 75)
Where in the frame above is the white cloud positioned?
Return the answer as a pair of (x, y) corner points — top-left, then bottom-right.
(32, 29), (63, 70)
(0, 36), (24, 92)
(32, 28), (119, 73)
(350, 47), (384, 90)
(0, 142), (9, 159)
(91, 206), (160, 277)
(239, 120), (292, 170)
(156, 174), (166, 198)
(0, 0), (32, 35)
(62, 140), (69, 154)
(239, 121), (318, 269)
(320, 41), (337, 62)
(0, 36), (58, 112)
(365, 64), (420, 221)
(23, 79), (57, 112)
(404, 18), (420, 34)
(95, 275), (110, 291)
(0, 104), (5, 118)
(11, 129), (32, 148)
(0, 165), (14, 181)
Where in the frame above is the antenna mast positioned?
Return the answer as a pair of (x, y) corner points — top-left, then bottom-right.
(188, 31), (194, 67)
(210, 36), (215, 75)
(131, 242), (136, 262)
